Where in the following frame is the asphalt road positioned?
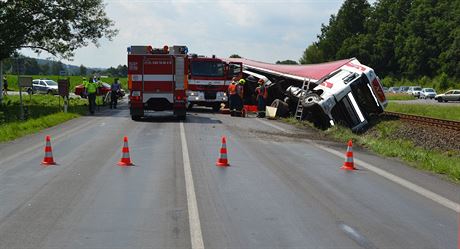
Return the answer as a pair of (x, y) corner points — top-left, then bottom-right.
(0, 102), (458, 249)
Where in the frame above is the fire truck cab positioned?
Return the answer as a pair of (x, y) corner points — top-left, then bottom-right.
(127, 45), (188, 120)
(187, 55), (242, 111)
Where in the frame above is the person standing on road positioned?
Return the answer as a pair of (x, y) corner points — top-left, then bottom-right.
(235, 78), (245, 114)
(110, 78), (121, 109)
(3, 76), (8, 96)
(84, 77), (100, 114)
(255, 78), (268, 118)
(228, 77), (239, 116)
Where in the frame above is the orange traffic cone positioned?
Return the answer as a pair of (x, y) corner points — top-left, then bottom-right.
(216, 136), (229, 167)
(41, 135), (56, 165)
(118, 136), (134, 166)
(341, 140), (356, 170)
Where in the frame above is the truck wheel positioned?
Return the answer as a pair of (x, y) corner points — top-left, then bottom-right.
(271, 99), (289, 117)
(212, 104), (221, 112)
(131, 115), (141, 121)
(302, 93), (320, 108)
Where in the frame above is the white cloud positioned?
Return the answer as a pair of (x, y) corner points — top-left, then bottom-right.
(21, 0), (345, 67)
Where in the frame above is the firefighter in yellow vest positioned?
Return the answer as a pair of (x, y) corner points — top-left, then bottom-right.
(83, 77), (101, 114)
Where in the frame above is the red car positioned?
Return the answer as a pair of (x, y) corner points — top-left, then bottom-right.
(74, 82), (125, 98)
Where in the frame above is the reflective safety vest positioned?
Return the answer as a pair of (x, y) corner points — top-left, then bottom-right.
(256, 85), (268, 99)
(228, 83), (237, 95)
(84, 81), (98, 94)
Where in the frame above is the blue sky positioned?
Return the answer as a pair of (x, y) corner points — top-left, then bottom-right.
(22, 0), (352, 68)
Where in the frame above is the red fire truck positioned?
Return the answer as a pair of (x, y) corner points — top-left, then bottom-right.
(187, 55), (242, 111)
(127, 45), (188, 120)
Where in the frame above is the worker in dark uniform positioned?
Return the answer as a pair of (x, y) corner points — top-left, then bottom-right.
(110, 78), (121, 109)
(255, 78), (268, 118)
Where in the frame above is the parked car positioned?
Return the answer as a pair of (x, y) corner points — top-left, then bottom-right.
(74, 82), (125, 99)
(399, 86), (409, 93)
(435, 89), (460, 102)
(27, 79), (59, 95)
(419, 88), (437, 99)
(407, 86), (422, 98)
(388, 86), (400, 93)
(383, 87), (388, 93)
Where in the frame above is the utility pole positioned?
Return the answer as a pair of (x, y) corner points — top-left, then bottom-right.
(14, 53), (24, 120)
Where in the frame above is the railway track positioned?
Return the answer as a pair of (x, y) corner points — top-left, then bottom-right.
(382, 111), (460, 131)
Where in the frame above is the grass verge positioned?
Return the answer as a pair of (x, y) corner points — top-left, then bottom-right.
(0, 95), (87, 142)
(386, 102), (460, 121)
(385, 93), (416, 100)
(282, 117), (460, 182)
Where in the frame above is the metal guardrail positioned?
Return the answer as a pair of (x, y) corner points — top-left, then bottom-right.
(382, 111), (460, 131)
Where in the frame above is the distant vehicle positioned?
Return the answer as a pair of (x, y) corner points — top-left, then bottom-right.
(435, 90), (460, 102)
(383, 87), (388, 93)
(388, 86), (400, 93)
(27, 79), (59, 95)
(399, 86), (409, 93)
(74, 82), (125, 99)
(419, 88), (437, 99)
(407, 86), (422, 98)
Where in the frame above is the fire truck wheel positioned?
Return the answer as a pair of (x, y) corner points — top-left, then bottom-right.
(131, 115), (141, 121)
(212, 104), (221, 112)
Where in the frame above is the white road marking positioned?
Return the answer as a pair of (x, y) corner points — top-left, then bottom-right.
(258, 120), (460, 213)
(180, 122), (205, 249)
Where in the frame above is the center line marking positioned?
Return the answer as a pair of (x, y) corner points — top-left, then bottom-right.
(180, 122), (205, 249)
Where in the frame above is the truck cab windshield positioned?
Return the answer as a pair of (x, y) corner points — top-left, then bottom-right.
(191, 61), (224, 77)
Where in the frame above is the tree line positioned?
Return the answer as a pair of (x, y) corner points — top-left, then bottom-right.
(299, 0), (459, 88)
(2, 56), (127, 77)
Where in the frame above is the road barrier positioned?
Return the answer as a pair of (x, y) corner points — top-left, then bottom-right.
(216, 136), (229, 167)
(118, 136), (134, 166)
(41, 135), (56, 166)
(341, 140), (356, 171)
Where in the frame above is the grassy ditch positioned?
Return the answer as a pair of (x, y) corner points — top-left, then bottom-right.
(0, 95), (87, 142)
(385, 102), (460, 121)
(385, 93), (416, 100)
(283, 117), (460, 182)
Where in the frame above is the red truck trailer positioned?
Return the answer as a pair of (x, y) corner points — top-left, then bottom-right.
(127, 45), (188, 120)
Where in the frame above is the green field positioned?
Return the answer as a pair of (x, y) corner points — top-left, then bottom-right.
(0, 95), (87, 142)
(3, 75), (128, 92)
(385, 102), (460, 121)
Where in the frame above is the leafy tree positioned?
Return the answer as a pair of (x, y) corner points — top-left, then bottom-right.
(276, 60), (298, 65)
(24, 58), (40, 75)
(51, 61), (64, 75)
(229, 54), (241, 58)
(299, 44), (324, 64)
(40, 63), (50, 75)
(80, 65), (87, 76)
(0, 0), (117, 61)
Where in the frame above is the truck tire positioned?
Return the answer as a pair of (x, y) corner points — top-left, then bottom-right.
(302, 93), (320, 108)
(212, 104), (221, 112)
(271, 99), (289, 117)
(131, 115), (141, 121)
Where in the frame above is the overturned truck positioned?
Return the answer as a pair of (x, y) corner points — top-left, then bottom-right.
(225, 58), (387, 132)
